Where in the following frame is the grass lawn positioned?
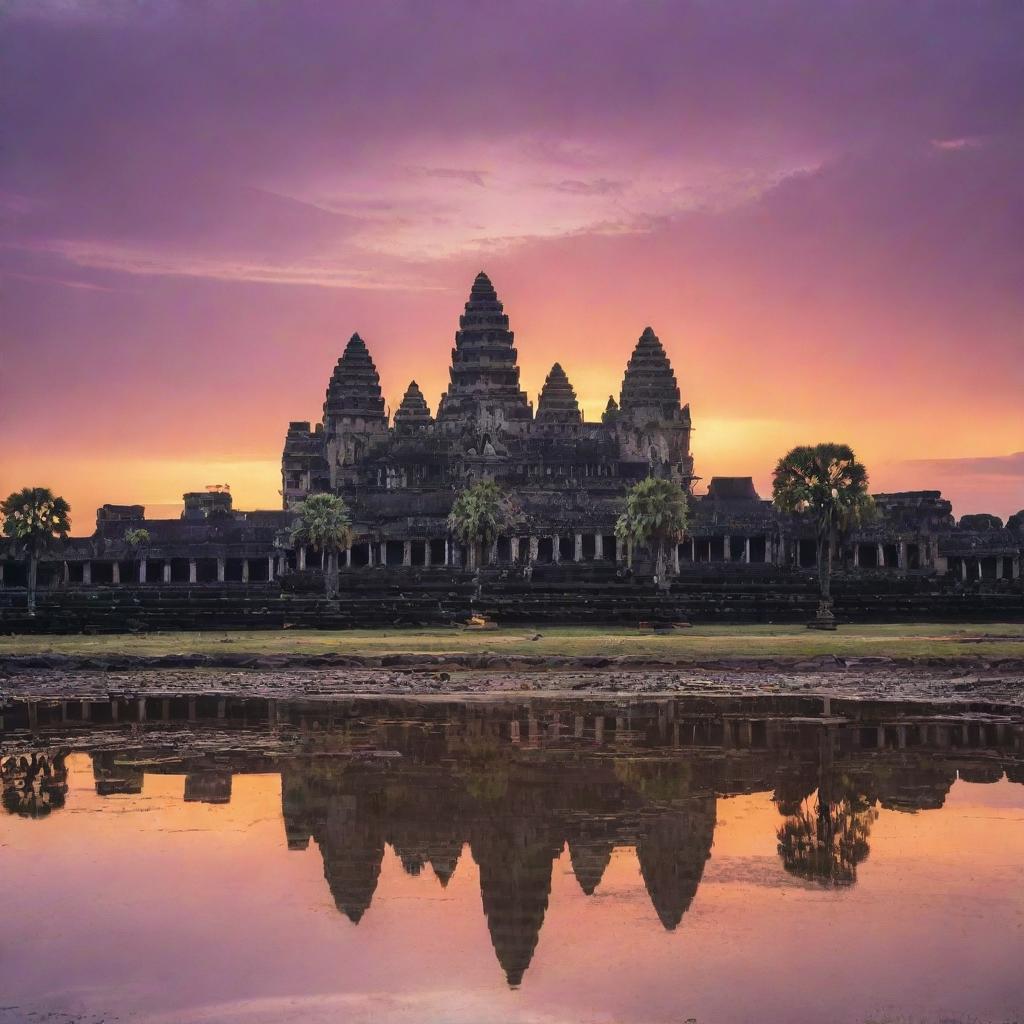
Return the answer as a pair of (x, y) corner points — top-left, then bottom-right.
(1, 623), (1023, 661)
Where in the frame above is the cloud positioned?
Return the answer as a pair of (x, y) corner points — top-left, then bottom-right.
(902, 452), (1024, 478)
(416, 167), (488, 187)
(547, 178), (626, 197)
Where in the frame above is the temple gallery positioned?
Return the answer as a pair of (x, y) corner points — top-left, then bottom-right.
(3, 273), (1021, 623)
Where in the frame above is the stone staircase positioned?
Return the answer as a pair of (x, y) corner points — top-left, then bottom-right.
(0, 566), (1019, 633)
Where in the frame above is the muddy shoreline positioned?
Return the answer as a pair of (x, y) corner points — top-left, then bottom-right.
(2, 655), (1023, 708)
(4, 651), (1024, 674)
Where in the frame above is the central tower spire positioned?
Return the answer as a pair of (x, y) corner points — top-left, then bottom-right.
(436, 272), (532, 435)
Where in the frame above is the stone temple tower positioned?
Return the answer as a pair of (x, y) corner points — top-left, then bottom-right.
(535, 362), (582, 431)
(436, 272), (532, 441)
(618, 326), (694, 486)
(322, 333), (389, 488)
(393, 381), (433, 434)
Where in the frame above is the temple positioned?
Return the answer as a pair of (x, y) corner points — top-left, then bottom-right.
(1, 271), (1021, 627)
(281, 271), (695, 556)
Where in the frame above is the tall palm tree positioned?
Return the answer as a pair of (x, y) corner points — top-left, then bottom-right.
(614, 476), (689, 580)
(1, 487), (71, 614)
(289, 493), (354, 599)
(447, 480), (517, 570)
(772, 443), (873, 628)
(776, 786), (877, 886)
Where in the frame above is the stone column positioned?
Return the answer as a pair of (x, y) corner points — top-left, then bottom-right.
(267, 556), (275, 581)
(345, 546), (352, 568)
(1013, 556), (1021, 580)
(574, 532), (583, 562)
(853, 544), (860, 568)
(403, 540), (412, 567)
(764, 536), (773, 563)
(241, 559), (250, 583)
(877, 542), (885, 568)
(138, 559), (147, 584)
(552, 535), (561, 563)
(188, 559), (197, 583)
(380, 541), (387, 567)
(744, 538), (751, 563)
(489, 538), (499, 565)
(162, 561), (171, 583)
(529, 536), (539, 563)
(83, 561), (92, 585)
(297, 546), (306, 571)
(217, 557), (226, 582)
(722, 534), (731, 562)
(672, 542), (680, 573)
(691, 537), (697, 562)
(961, 559), (968, 581)
(110, 561), (119, 584)
(898, 541), (908, 570)
(595, 534), (604, 560)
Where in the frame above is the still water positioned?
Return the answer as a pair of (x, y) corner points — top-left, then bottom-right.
(2, 693), (1023, 1024)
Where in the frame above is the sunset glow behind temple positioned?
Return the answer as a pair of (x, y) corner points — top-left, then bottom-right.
(1, 2), (1021, 523)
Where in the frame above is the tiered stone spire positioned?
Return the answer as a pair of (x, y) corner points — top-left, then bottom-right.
(535, 362), (582, 425)
(436, 272), (532, 429)
(323, 333), (387, 427)
(619, 326), (683, 422)
(393, 380), (433, 431)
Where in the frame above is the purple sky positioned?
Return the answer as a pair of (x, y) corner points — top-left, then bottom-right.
(1, 1), (1022, 523)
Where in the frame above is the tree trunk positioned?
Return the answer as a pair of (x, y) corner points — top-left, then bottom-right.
(654, 541), (666, 585)
(807, 529), (837, 629)
(325, 549), (339, 599)
(817, 532), (833, 602)
(27, 552), (38, 614)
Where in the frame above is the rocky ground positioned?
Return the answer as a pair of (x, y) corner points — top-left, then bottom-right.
(2, 651), (1023, 706)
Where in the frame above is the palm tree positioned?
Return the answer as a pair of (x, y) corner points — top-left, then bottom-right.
(614, 476), (689, 581)
(772, 443), (873, 628)
(1, 487), (71, 614)
(289, 493), (354, 599)
(447, 480), (517, 570)
(776, 726), (876, 886)
(776, 787), (877, 886)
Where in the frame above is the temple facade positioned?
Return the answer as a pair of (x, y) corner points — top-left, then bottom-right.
(1, 271), (1021, 618)
(280, 271), (694, 565)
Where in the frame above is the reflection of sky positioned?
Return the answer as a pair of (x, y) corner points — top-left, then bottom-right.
(2, 2), (1023, 522)
(1, 757), (1022, 1024)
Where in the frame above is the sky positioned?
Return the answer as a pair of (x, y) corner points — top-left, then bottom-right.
(1, 0), (1022, 527)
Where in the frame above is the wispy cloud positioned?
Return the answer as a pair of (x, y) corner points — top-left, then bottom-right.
(415, 167), (489, 187)
(902, 452), (1024, 478)
(547, 178), (626, 196)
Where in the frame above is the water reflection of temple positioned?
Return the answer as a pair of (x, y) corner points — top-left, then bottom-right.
(3, 694), (1023, 986)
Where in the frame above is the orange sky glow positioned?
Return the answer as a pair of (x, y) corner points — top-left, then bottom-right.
(1, 2), (1021, 527)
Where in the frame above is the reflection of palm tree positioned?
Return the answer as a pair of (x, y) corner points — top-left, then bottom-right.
(1, 751), (69, 818)
(777, 782), (877, 886)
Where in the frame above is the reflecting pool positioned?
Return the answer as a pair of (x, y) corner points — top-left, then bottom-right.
(2, 693), (1023, 1023)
